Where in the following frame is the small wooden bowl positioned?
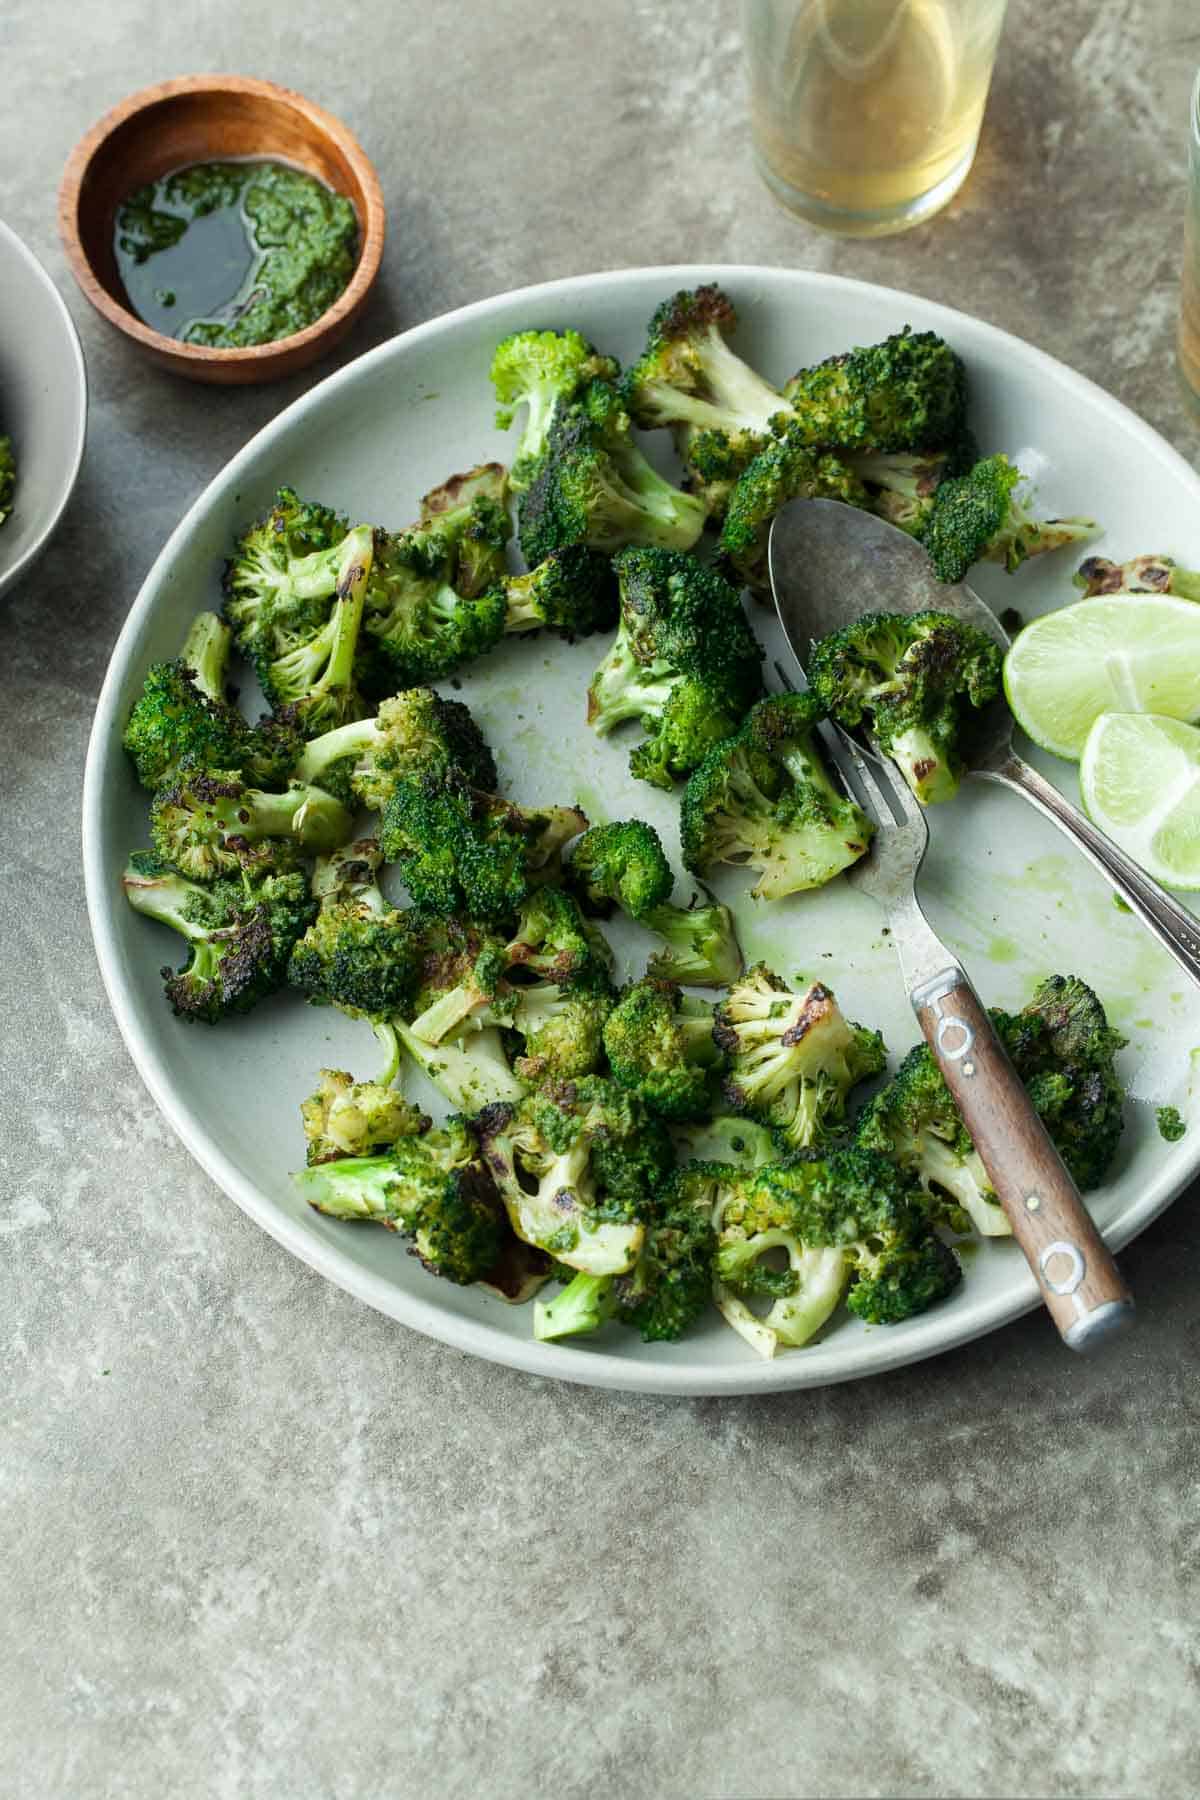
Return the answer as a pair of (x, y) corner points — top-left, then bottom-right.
(58, 75), (385, 385)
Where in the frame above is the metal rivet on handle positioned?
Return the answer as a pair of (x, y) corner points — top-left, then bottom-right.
(1040, 1240), (1086, 1296)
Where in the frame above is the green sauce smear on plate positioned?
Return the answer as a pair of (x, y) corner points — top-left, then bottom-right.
(114, 160), (358, 349)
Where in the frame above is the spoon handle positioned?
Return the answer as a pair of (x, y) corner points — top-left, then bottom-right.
(911, 965), (1135, 1352)
(978, 752), (1200, 991)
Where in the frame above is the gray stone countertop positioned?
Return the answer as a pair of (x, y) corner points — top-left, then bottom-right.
(4, 2), (1200, 1795)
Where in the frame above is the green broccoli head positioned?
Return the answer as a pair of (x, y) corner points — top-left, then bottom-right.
(680, 689), (873, 899)
(288, 894), (425, 1022)
(922, 455), (1096, 585)
(222, 485), (350, 653)
(246, 526), (374, 736)
(568, 819), (674, 917)
(503, 886), (614, 985)
(294, 1117), (508, 1284)
(502, 545), (618, 639)
(714, 965), (886, 1150)
(122, 849), (315, 1023)
(491, 329), (620, 491)
(295, 688), (498, 812)
(782, 328), (968, 455)
(149, 761), (354, 881)
(510, 977), (616, 1085)
(300, 1067), (430, 1165)
(602, 978), (723, 1122)
(718, 429), (869, 592)
(477, 1075), (674, 1275)
(517, 393), (706, 566)
(808, 609), (1002, 805)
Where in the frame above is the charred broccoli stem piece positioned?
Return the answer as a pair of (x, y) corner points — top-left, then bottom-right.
(294, 1117), (508, 1285)
(1073, 553), (1200, 601)
(300, 1068), (430, 1165)
(718, 426), (869, 593)
(501, 545), (617, 638)
(149, 761), (354, 881)
(586, 547), (763, 788)
(714, 965), (886, 1151)
(680, 690), (873, 898)
(490, 328), (620, 492)
(396, 1020), (525, 1114)
(602, 978), (723, 1121)
(477, 1077), (674, 1275)
(534, 1159), (717, 1344)
(782, 328), (967, 455)
(808, 609), (1003, 806)
(517, 386), (706, 566)
(122, 849), (315, 1023)
(923, 455), (1096, 586)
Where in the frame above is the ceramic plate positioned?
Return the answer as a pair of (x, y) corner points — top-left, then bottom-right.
(0, 219), (87, 600)
(82, 266), (1200, 1394)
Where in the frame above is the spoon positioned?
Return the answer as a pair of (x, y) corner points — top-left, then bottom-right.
(768, 499), (1200, 991)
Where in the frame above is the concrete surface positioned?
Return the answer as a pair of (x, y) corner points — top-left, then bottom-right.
(4, 2), (1200, 1795)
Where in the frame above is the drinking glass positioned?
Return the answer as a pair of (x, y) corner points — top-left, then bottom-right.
(1180, 66), (1200, 415)
(742, 0), (1010, 237)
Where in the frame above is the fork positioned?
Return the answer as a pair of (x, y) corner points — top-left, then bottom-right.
(773, 662), (1135, 1353)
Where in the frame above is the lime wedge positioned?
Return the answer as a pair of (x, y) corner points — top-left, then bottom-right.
(1003, 594), (1200, 760)
(1080, 711), (1200, 889)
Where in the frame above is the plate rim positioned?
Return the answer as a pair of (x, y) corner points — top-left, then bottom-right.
(82, 261), (1200, 1394)
(0, 217), (89, 600)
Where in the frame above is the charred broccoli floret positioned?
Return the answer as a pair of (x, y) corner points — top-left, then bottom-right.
(248, 526), (374, 733)
(502, 886), (614, 985)
(849, 444), (973, 539)
(149, 761), (354, 881)
(477, 1076), (674, 1275)
(782, 328), (967, 454)
(300, 1068), (430, 1165)
(294, 1117), (508, 1284)
(222, 485), (351, 660)
(122, 849), (315, 1023)
(586, 547), (763, 788)
(808, 609), (1002, 805)
(923, 455), (1096, 586)
(718, 427), (869, 592)
(567, 819), (743, 985)
(288, 893), (424, 1022)
(602, 978), (723, 1121)
(680, 690), (873, 898)
(715, 1147), (960, 1354)
(508, 978), (615, 1085)
(714, 966), (885, 1151)
(491, 328), (620, 491)
(517, 387), (706, 566)
(534, 1159), (717, 1344)
(1073, 553), (1200, 601)
(361, 465), (510, 685)
(501, 545), (617, 639)
(294, 688), (498, 811)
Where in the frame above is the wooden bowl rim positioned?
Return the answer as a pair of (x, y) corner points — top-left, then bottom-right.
(57, 73), (386, 370)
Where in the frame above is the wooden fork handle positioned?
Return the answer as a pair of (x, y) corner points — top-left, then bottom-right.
(911, 969), (1134, 1352)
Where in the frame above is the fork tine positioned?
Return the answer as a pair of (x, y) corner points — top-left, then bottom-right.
(771, 660), (882, 825)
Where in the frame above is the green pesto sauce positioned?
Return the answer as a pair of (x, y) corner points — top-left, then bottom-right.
(114, 160), (358, 349)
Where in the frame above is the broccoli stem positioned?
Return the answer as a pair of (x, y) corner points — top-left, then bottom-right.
(643, 899), (743, 986)
(919, 1136), (1010, 1237)
(373, 1020), (402, 1087)
(587, 629), (674, 734)
(886, 724), (958, 805)
(122, 860), (210, 941)
(180, 612), (232, 702)
(294, 715), (383, 788)
(396, 1021), (523, 1111)
(533, 1270), (617, 1340)
(407, 984), (490, 1046)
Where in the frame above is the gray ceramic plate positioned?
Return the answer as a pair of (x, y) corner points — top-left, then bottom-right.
(0, 219), (87, 600)
(83, 265), (1200, 1393)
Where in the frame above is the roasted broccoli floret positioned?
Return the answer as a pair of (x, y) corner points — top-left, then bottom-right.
(680, 690), (873, 898)
(300, 1068), (430, 1165)
(714, 1147), (960, 1355)
(149, 761), (354, 881)
(502, 886), (614, 985)
(517, 389), (706, 566)
(849, 444), (972, 539)
(922, 455), (1096, 586)
(534, 1159), (717, 1344)
(854, 1042), (1008, 1238)
(602, 978), (723, 1121)
(714, 965), (885, 1151)
(0, 435), (15, 527)
(294, 688), (498, 810)
(294, 1117), (508, 1284)
(567, 818), (743, 985)
(508, 979), (615, 1085)
(501, 545), (617, 639)
(719, 427), (869, 593)
(361, 465), (510, 685)
(122, 849), (315, 1023)
(491, 328), (620, 491)
(783, 328), (967, 454)
(1073, 553), (1200, 601)
(477, 1076), (674, 1275)
(808, 609), (1002, 805)
(245, 526), (373, 733)
(586, 547), (763, 787)
(288, 893), (424, 1022)
(620, 285), (793, 518)
(222, 485), (351, 658)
